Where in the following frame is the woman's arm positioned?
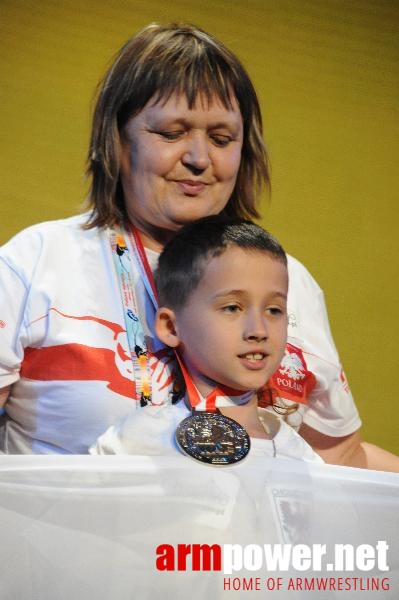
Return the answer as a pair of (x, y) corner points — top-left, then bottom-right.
(285, 256), (399, 468)
(299, 423), (399, 472)
(0, 386), (10, 408)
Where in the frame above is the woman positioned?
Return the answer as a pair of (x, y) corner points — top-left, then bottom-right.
(0, 23), (397, 468)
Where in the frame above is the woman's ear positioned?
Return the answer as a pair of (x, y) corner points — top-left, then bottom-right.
(155, 307), (181, 348)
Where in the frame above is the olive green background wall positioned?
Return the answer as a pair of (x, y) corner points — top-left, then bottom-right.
(1, 0), (398, 453)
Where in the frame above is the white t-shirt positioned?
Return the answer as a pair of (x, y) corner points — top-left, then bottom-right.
(0, 214), (360, 453)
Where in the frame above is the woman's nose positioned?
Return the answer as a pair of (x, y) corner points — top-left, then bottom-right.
(181, 132), (211, 171)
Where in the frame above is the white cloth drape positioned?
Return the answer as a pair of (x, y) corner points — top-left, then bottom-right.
(0, 456), (397, 599)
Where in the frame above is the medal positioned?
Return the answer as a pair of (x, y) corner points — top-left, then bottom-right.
(175, 411), (250, 465)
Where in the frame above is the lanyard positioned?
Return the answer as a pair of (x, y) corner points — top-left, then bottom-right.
(109, 222), (254, 412)
(108, 224), (152, 406)
(126, 225), (158, 307)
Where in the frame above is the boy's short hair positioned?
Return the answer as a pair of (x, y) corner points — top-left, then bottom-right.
(155, 216), (287, 312)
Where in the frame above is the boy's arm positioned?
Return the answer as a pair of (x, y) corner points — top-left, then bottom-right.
(299, 423), (399, 472)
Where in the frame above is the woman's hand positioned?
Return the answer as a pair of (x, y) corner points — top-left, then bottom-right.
(0, 386), (10, 408)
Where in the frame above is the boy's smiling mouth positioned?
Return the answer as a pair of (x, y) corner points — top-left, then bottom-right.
(242, 352), (266, 361)
(238, 351), (268, 364)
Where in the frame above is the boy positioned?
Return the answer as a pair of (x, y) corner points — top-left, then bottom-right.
(92, 216), (321, 464)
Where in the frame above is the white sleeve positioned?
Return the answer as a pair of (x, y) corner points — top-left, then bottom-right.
(0, 236), (33, 388)
(274, 255), (361, 437)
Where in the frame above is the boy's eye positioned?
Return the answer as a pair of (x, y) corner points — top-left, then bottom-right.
(222, 304), (241, 313)
(266, 306), (284, 316)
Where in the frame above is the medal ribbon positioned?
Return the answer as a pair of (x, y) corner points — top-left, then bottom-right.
(174, 352), (254, 412)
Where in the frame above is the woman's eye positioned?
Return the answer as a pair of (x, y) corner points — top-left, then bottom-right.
(158, 131), (183, 140)
(210, 134), (232, 147)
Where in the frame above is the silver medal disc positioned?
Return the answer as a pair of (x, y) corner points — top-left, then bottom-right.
(175, 412), (250, 465)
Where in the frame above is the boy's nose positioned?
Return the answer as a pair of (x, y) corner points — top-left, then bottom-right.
(243, 312), (268, 342)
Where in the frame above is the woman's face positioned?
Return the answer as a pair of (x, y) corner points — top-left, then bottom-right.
(119, 92), (243, 250)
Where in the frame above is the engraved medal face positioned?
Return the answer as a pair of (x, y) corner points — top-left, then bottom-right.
(175, 412), (250, 465)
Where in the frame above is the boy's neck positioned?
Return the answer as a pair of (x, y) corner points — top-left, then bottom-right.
(177, 355), (279, 439)
(219, 398), (279, 440)
(180, 363), (255, 410)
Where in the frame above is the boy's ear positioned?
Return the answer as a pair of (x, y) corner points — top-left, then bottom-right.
(155, 307), (181, 348)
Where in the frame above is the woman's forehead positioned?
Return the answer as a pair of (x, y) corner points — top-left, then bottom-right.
(148, 87), (238, 112)
(133, 92), (243, 130)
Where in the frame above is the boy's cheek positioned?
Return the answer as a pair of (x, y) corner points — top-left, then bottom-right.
(275, 334), (288, 367)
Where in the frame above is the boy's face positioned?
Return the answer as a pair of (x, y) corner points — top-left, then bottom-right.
(160, 246), (288, 397)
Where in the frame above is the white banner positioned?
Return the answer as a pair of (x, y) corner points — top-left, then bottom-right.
(0, 456), (398, 599)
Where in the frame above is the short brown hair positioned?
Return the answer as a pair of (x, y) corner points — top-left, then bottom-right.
(155, 215), (286, 312)
(85, 23), (270, 228)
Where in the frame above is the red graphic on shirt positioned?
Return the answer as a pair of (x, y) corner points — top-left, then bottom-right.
(20, 308), (174, 400)
(269, 343), (316, 405)
(340, 369), (351, 394)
